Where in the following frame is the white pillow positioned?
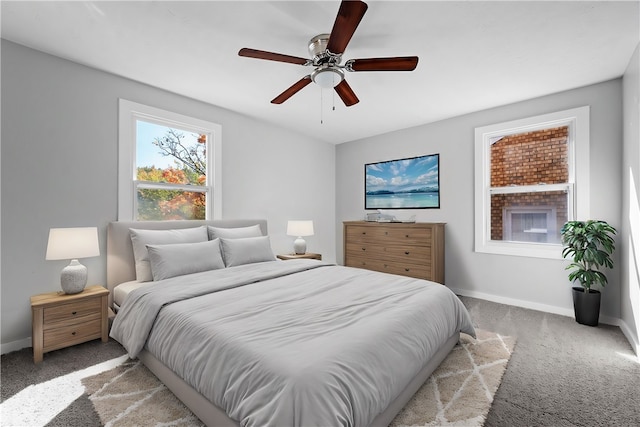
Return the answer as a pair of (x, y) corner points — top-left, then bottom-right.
(220, 236), (276, 267)
(129, 226), (209, 282)
(208, 224), (262, 240)
(147, 239), (225, 281)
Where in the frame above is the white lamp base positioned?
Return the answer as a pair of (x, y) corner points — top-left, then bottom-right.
(60, 259), (88, 294)
(293, 237), (307, 255)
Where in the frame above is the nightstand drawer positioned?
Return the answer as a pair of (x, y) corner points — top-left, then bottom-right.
(43, 297), (101, 326)
(43, 316), (102, 352)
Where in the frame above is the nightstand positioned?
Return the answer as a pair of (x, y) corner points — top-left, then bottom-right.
(277, 253), (322, 261)
(31, 285), (109, 363)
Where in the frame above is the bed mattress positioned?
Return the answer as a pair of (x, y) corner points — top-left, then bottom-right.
(112, 280), (150, 308)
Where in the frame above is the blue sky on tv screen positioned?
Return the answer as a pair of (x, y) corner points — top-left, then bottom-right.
(366, 155), (439, 193)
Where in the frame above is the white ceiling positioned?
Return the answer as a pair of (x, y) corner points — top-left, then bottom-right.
(2, 1), (638, 144)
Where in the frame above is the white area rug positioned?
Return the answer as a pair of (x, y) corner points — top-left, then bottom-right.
(82, 329), (514, 426)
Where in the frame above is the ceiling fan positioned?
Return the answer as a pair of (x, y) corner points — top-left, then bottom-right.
(238, 0), (418, 107)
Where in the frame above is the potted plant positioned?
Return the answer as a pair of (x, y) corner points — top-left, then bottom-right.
(560, 220), (617, 326)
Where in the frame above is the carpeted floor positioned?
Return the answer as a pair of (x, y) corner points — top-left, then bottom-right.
(461, 297), (640, 427)
(2, 296), (638, 426)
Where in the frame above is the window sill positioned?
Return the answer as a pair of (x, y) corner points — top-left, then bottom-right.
(475, 241), (564, 260)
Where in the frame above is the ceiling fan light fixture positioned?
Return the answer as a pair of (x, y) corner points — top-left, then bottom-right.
(311, 67), (344, 88)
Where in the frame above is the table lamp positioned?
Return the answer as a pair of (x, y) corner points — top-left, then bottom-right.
(287, 220), (314, 255)
(46, 227), (100, 294)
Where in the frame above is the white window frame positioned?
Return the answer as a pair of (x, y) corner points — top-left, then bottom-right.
(474, 106), (590, 259)
(118, 99), (222, 220)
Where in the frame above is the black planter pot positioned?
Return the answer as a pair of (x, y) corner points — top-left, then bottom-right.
(572, 286), (601, 326)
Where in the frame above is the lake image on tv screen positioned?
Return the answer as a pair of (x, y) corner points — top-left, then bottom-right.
(365, 155), (439, 209)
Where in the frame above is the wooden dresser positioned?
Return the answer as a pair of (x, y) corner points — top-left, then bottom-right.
(343, 221), (445, 283)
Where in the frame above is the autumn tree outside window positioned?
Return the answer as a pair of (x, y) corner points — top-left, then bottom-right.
(135, 122), (208, 220)
(118, 100), (222, 221)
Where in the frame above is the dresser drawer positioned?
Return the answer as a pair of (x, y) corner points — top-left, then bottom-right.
(43, 316), (102, 352)
(345, 256), (430, 280)
(345, 224), (431, 246)
(43, 297), (102, 326)
(345, 242), (430, 265)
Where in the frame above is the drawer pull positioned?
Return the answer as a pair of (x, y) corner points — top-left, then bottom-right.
(71, 331), (77, 336)
(361, 247), (366, 251)
(71, 311), (77, 315)
(362, 232), (366, 235)
(405, 234), (410, 238)
(405, 268), (410, 272)
(405, 251), (410, 255)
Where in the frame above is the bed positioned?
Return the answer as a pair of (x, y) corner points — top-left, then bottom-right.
(107, 220), (475, 427)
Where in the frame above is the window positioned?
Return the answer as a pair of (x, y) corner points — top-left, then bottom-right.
(474, 106), (590, 259)
(118, 100), (222, 220)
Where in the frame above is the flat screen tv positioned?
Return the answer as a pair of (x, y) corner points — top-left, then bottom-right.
(365, 153), (440, 209)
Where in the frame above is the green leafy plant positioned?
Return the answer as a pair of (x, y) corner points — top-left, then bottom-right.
(561, 220), (617, 293)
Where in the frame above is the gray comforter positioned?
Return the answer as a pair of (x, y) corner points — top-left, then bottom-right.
(111, 260), (475, 427)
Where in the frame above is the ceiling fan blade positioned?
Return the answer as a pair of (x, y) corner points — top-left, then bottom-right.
(348, 56), (419, 72)
(238, 48), (309, 66)
(326, 0), (368, 55)
(271, 76), (312, 104)
(334, 79), (359, 107)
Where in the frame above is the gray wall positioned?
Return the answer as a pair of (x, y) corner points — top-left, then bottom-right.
(621, 43), (640, 354)
(336, 80), (624, 322)
(1, 40), (336, 350)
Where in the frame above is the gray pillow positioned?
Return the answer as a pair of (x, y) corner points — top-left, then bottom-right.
(208, 224), (262, 240)
(147, 239), (225, 281)
(129, 226), (209, 282)
(220, 236), (276, 267)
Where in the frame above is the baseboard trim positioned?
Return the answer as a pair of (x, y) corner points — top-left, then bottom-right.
(451, 287), (621, 326)
(1, 337), (32, 355)
(618, 319), (640, 357)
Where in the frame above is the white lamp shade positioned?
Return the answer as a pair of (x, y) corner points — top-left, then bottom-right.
(46, 227), (100, 260)
(287, 220), (314, 237)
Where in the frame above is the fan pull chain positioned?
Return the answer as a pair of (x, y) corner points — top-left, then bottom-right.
(332, 87), (336, 111)
(320, 87), (324, 124)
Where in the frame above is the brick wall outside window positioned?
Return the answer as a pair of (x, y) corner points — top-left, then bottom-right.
(490, 126), (569, 241)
